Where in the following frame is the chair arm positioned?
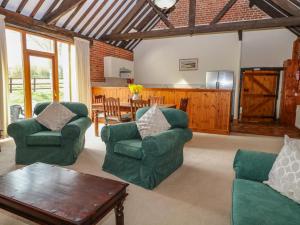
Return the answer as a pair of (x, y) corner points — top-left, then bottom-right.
(142, 128), (193, 156)
(233, 150), (277, 182)
(101, 122), (140, 143)
(7, 119), (44, 139)
(61, 117), (92, 139)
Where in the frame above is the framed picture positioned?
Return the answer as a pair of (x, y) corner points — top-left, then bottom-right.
(179, 58), (198, 71)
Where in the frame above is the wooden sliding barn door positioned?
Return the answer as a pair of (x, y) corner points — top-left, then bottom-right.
(240, 70), (279, 122)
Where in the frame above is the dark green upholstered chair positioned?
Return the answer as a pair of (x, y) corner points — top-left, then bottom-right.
(101, 107), (193, 189)
(232, 150), (300, 225)
(8, 102), (92, 166)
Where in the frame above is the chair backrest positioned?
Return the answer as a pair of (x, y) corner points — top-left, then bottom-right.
(93, 95), (105, 104)
(179, 98), (189, 112)
(103, 97), (121, 120)
(149, 96), (165, 105)
(130, 99), (150, 120)
(34, 102), (89, 118)
(136, 107), (189, 129)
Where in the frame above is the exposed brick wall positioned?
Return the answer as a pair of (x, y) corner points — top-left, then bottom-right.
(90, 41), (133, 82)
(156, 0), (269, 29)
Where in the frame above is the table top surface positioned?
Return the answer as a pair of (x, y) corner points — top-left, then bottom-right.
(0, 163), (128, 224)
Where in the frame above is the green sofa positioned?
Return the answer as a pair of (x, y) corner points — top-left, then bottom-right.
(8, 102), (91, 166)
(232, 150), (300, 225)
(101, 107), (193, 189)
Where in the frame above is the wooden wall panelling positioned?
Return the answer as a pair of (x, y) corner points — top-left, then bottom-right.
(92, 87), (232, 134)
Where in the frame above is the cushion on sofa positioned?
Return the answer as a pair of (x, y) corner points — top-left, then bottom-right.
(114, 139), (143, 160)
(26, 131), (62, 146)
(232, 179), (300, 225)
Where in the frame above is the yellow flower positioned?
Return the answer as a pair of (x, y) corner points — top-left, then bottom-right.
(128, 84), (143, 94)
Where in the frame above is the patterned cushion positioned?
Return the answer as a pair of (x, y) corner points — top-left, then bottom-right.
(136, 104), (171, 139)
(264, 135), (300, 204)
(36, 102), (76, 131)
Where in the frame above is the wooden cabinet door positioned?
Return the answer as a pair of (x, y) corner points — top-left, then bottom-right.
(240, 70), (279, 122)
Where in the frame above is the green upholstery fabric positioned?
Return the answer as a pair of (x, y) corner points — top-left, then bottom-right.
(27, 131), (61, 146)
(8, 102), (91, 166)
(232, 150), (300, 225)
(114, 139), (143, 160)
(232, 179), (300, 225)
(101, 108), (193, 189)
(233, 150), (277, 182)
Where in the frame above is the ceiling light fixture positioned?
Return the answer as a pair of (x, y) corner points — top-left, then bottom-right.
(153, 0), (176, 10)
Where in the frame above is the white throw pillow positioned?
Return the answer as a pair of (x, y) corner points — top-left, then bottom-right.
(136, 104), (171, 139)
(264, 135), (300, 204)
(36, 102), (76, 131)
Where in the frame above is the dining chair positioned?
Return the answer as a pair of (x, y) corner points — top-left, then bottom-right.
(93, 95), (105, 104)
(130, 99), (151, 120)
(103, 97), (131, 124)
(179, 98), (189, 112)
(92, 95), (105, 122)
(149, 96), (165, 105)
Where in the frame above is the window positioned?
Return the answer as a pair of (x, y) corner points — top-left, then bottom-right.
(5, 28), (73, 119)
(5, 29), (25, 123)
(26, 33), (54, 53)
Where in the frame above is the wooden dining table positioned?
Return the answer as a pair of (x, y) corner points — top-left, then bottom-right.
(92, 103), (176, 136)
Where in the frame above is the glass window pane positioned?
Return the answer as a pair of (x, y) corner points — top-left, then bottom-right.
(26, 34), (54, 53)
(58, 42), (71, 102)
(5, 29), (25, 123)
(30, 56), (53, 111)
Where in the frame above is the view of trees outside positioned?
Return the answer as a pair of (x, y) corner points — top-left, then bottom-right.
(6, 29), (72, 119)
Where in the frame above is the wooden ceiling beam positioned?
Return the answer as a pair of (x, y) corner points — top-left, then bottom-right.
(189, 0), (196, 28)
(102, 16), (300, 41)
(16, 0), (28, 13)
(71, 0), (99, 31)
(111, 0), (147, 34)
(43, 0), (86, 24)
(30, 0), (46, 18)
(41, 0), (59, 21)
(92, 0), (127, 39)
(86, 0), (119, 37)
(62, 1), (86, 28)
(1, 0), (9, 8)
(99, 0), (136, 39)
(269, 0), (300, 16)
(210, 0), (238, 24)
(289, 0), (300, 8)
(146, 0), (174, 29)
(0, 6), (89, 42)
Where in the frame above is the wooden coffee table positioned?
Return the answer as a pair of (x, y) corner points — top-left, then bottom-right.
(0, 163), (129, 225)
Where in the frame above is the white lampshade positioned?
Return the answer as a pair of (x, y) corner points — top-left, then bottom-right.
(154, 0), (176, 9)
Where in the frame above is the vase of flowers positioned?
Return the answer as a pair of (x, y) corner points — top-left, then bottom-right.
(129, 84), (143, 100)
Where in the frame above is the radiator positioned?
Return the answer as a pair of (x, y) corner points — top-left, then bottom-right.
(296, 105), (300, 129)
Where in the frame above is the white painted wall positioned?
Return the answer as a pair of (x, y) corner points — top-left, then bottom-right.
(134, 32), (241, 88)
(241, 29), (296, 68)
(133, 28), (297, 119)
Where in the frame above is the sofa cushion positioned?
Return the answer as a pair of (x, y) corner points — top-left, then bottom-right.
(27, 131), (62, 146)
(232, 179), (300, 225)
(114, 139), (143, 160)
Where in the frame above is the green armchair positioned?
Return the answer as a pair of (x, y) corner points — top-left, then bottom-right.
(232, 150), (300, 225)
(101, 107), (193, 189)
(7, 102), (92, 166)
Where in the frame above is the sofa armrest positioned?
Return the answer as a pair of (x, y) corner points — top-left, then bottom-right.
(142, 128), (193, 156)
(61, 117), (92, 139)
(101, 122), (140, 143)
(7, 119), (44, 139)
(233, 150), (277, 182)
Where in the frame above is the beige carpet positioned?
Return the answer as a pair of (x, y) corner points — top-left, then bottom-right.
(0, 126), (284, 225)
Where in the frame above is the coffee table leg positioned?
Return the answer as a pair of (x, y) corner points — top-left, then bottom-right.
(114, 200), (124, 225)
